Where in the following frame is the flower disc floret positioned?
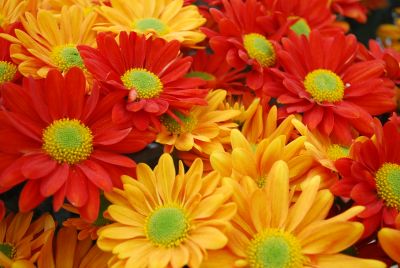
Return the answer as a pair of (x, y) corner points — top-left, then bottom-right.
(243, 33), (276, 67)
(161, 112), (197, 134)
(0, 243), (15, 260)
(42, 118), (93, 165)
(0, 61), (16, 83)
(375, 163), (400, 210)
(51, 44), (85, 72)
(186, 71), (215, 81)
(303, 69), (345, 103)
(121, 68), (163, 99)
(133, 18), (169, 36)
(326, 144), (349, 161)
(290, 18), (311, 36)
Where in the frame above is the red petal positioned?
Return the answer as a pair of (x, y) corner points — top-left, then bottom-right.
(40, 164), (69, 197)
(357, 199), (384, 218)
(91, 150), (136, 167)
(45, 69), (67, 119)
(21, 154), (57, 179)
(66, 167), (88, 207)
(0, 156), (27, 189)
(53, 184), (66, 211)
(19, 180), (46, 212)
(78, 182), (99, 222)
(93, 127), (132, 145)
(350, 182), (377, 204)
(65, 68), (85, 118)
(77, 159), (113, 191)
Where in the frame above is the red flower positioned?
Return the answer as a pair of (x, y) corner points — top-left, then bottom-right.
(78, 31), (207, 131)
(0, 68), (155, 221)
(263, 30), (396, 145)
(331, 119), (400, 238)
(329, 0), (368, 23)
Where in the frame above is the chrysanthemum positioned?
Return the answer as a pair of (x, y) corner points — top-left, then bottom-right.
(328, 0), (368, 23)
(97, 154), (236, 268)
(38, 227), (111, 268)
(94, 0), (206, 47)
(0, 5), (97, 78)
(78, 31), (207, 131)
(378, 215), (400, 264)
(0, 0), (28, 30)
(264, 30), (396, 145)
(156, 89), (240, 154)
(331, 119), (400, 238)
(0, 68), (155, 222)
(0, 211), (55, 268)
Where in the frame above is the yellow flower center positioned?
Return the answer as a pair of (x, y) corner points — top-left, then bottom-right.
(186, 71), (216, 81)
(289, 18), (311, 36)
(243, 33), (276, 67)
(303, 69), (345, 103)
(0, 61), (16, 83)
(121, 68), (163, 99)
(247, 229), (304, 268)
(133, 18), (169, 36)
(326, 144), (349, 161)
(0, 243), (15, 260)
(375, 163), (400, 210)
(42, 118), (93, 165)
(160, 112), (197, 134)
(51, 44), (85, 73)
(145, 205), (190, 248)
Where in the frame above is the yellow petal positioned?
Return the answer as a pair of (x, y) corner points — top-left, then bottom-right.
(108, 205), (145, 226)
(314, 254), (386, 268)
(230, 129), (252, 152)
(175, 133), (195, 151)
(99, 225), (144, 239)
(210, 151), (232, 177)
(155, 153), (175, 203)
(190, 227), (228, 250)
(232, 148), (258, 179)
(200, 249), (237, 268)
(378, 227), (400, 263)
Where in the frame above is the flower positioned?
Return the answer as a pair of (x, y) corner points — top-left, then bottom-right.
(0, 26), (19, 86)
(0, 5), (97, 78)
(331, 119), (400, 238)
(0, 0), (28, 30)
(0, 211), (55, 268)
(329, 0), (368, 23)
(94, 0), (206, 47)
(0, 68), (155, 222)
(78, 31), (207, 131)
(38, 227), (111, 268)
(97, 153), (236, 268)
(203, 161), (385, 267)
(378, 215), (400, 264)
(264, 30), (396, 145)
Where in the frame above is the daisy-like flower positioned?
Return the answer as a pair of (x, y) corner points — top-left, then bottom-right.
(0, 68), (155, 222)
(328, 0), (368, 23)
(78, 31), (207, 131)
(264, 30), (396, 145)
(378, 215), (400, 264)
(0, 211), (55, 268)
(331, 119), (400, 238)
(94, 0), (206, 47)
(97, 154), (236, 268)
(0, 0), (28, 30)
(0, 5), (97, 78)
(203, 161), (385, 268)
(156, 89), (240, 154)
(38, 227), (111, 268)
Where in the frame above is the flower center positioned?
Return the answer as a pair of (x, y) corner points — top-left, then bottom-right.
(326, 144), (349, 161)
(133, 18), (169, 36)
(42, 118), (93, 165)
(51, 44), (85, 72)
(121, 68), (163, 99)
(243, 33), (276, 67)
(160, 112), (197, 134)
(289, 18), (311, 36)
(0, 243), (15, 260)
(185, 71), (216, 81)
(145, 205), (189, 248)
(303, 69), (345, 103)
(375, 163), (400, 210)
(247, 229), (304, 268)
(0, 61), (16, 83)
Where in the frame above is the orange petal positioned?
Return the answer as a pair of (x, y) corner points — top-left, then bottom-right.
(378, 227), (400, 263)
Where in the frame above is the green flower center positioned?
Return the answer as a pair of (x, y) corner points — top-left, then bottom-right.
(375, 163), (400, 210)
(303, 69), (345, 103)
(0, 61), (16, 83)
(289, 18), (311, 36)
(185, 71), (216, 81)
(0, 243), (15, 260)
(160, 111), (197, 134)
(133, 18), (169, 36)
(326, 144), (349, 161)
(145, 206), (189, 248)
(247, 229), (304, 268)
(121, 68), (163, 99)
(51, 45), (85, 72)
(243, 33), (276, 67)
(42, 118), (93, 165)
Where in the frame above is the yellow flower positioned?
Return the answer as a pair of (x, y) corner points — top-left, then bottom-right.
(378, 215), (400, 263)
(97, 153), (236, 268)
(0, 0), (28, 30)
(38, 227), (111, 268)
(0, 5), (97, 78)
(157, 89), (240, 154)
(94, 0), (206, 47)
(0, 211), (54, 268)
(203, 161), (386, 268)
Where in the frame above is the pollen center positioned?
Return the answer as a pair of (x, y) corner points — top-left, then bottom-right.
(186, 71), (216, 81)
(145, 206), (189, 247)
(0, 61), (16, 83)
(303, 69), (345, 103)
(160, 112), (197, 134)
(0, 243), (15, 260)
(133, 18), (169, 36)
(243, 33), (276, 67)
(121, 68), (163, 99)
(42, 118), (93, 165)
(247, 229), (304, 268)
(375, 163), (400, 210)
(326, 144), (349, 161)
(51, 44), (85, 72)
(289, 18), (311, 36)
